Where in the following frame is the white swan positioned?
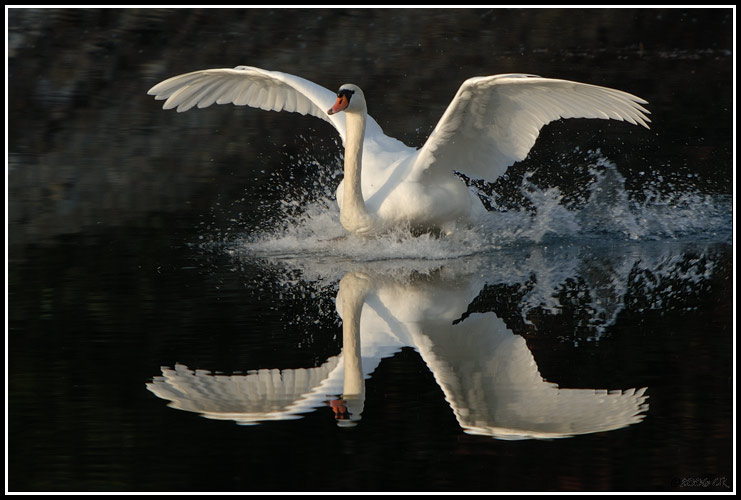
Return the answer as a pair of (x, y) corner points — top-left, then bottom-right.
(148, 66), (650, 236)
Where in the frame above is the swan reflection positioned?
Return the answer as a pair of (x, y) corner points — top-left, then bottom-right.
(148, 252), (662, 439)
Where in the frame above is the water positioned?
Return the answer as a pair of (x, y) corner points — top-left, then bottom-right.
(7, 7), (734, 493)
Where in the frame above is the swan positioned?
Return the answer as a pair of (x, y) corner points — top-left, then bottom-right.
(148, 66), (650, 236)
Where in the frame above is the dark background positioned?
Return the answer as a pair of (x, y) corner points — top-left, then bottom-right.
(7, 7), (734, 493)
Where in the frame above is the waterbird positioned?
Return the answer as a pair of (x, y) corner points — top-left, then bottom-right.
(148, 66), (650, 236)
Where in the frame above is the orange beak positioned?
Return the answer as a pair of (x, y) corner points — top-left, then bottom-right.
(327, 95), (349, 115)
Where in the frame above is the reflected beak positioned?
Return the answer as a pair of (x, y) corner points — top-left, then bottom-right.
(327, 95), (349, 115)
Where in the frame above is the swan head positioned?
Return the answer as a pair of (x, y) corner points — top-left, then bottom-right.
(327, 84), (365, 115)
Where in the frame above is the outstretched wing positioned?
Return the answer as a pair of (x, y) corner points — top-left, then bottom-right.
(413, 74), (651, 182)
(146, 361), (341, 425)
(148, 65), (350, 141)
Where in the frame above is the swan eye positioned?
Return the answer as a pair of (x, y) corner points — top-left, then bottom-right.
(337, 89), (355, 101)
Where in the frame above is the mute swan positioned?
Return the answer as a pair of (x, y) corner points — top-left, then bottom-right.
(148, 66), (650, 236)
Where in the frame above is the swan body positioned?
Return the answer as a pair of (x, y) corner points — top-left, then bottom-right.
(148, 66), (650, 236)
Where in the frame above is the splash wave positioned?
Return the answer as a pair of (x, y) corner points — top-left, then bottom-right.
(232, 151), (730, 263)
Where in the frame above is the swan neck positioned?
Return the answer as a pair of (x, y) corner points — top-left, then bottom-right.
(342, 306), (364, 399)
(342, 111), (368, 219)
(338, 273), (368, 421)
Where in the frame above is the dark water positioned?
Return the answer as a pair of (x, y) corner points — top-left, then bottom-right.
(7, 7), (734, 493)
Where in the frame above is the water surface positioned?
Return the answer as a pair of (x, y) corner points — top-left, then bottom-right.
(7, 7), (734, 493)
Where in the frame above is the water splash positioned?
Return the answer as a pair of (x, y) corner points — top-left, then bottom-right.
(197, 147), (731, 346)
(227, 149), (730, 263)
(214, 235), (729, 347)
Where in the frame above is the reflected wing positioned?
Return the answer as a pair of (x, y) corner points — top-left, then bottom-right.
(417, 312), (649, 439)
(146, 361), (341, 425)
(147, 65), (349, 141)
(413, 74), (651, 181)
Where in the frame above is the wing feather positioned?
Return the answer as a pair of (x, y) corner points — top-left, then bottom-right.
(148, 65), (348, 141)
(148, 65), (410, 155)
(412, 74), (651, 182)
(233, 82), (257, 106)
(214, 79), (241, 105)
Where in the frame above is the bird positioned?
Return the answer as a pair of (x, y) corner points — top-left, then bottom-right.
(147, 66), (650, 236)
